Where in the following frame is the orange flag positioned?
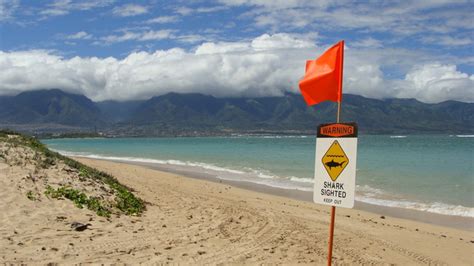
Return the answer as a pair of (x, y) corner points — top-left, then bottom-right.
(299, 40), (344, 106)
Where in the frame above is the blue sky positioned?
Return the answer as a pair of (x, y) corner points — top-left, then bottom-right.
(1, 0), (473, 103)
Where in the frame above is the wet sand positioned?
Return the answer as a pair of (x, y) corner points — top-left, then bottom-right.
(110, 159), (474, 231)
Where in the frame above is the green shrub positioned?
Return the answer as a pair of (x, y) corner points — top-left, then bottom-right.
(45, 185), (111, 217)
(2, 130), (145, 217)
(26, 191), (37, 201)
(40, 157), (55, 168)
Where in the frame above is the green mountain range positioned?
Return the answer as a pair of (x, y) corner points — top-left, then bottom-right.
(0, 89), (102, 132)
(0, 89), (472, 135)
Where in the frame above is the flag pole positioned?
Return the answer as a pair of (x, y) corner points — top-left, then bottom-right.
(327, 102), (341, 266)
(328, 41), (344, 266)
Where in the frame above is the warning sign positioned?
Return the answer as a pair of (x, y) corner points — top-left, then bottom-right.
(313, 123), (358, 208)
(322, 140), (348, 181)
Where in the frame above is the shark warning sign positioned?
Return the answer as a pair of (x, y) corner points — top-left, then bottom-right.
(313, 123), (358, 208)
(322, 140), (348, 181)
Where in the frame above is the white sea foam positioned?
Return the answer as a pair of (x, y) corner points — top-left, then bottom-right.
(456, 135), (474, 138)
(289, 176), (313, 184)
(55, 150), (247, 175)
(356, 184), (386, 197)
(229, 135), (310, 139)
(259, 135), (310, 139)
(53, 149), (315, 192)
(390, 135), (407, 138)
(54, 149), (473, 218)
(355, 184), (474, 218)
(215, 174), (313, 192)
(356, 196), (474, 217)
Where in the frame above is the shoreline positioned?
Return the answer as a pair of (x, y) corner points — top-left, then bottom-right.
(73, 156), (474, 231)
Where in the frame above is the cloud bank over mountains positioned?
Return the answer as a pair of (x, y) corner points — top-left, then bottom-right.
(1, 1), (472, 104)
(1, 33), (472, 103)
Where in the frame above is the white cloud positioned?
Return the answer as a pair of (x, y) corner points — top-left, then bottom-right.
(421, 35), (473, 47)
(74, 0), (115, 10)
(176, 34), (208, 44)
(66, 31), (93, 40)
(352, 38), (383, 48)
(195, 42), (250, 55)
(40, 8), (69, 17)
(345, 63), (386, 99)
(100, 30), (174, 44)
(112, 4), (148, 17)
(251, 33), (315, 50)
(194, 6), (228, 13)
(175, 5), (228, 16)
(175, 7), (193, 16)
(146, 15), (179, 24)
(398, 63), (474, 103)
(219, 0), (474, 49)
(0, 34), (472, 103)
(218, 0), (331, 9)
(100, 32), (140, 44)
(194, 33), (315, 54)
(39, 0), (115, 18)
(140, 30), (174, 41)
(0, 0), (20, 22)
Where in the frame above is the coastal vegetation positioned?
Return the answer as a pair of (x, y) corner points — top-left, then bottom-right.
(0, 130), (145, 217)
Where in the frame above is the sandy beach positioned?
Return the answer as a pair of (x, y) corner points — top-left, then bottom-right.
(1, 150), (473, 264)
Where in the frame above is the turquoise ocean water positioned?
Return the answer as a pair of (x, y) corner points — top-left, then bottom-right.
(43, 135), (474, 217)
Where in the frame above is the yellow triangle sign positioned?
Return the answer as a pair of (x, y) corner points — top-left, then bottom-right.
(322, 140), (349, 181)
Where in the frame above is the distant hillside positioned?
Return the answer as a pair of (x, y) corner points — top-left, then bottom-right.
(125, 93), (474, 134)
(0, 89), (473, 135)
(96, 100), (144, 123)
(0, 89), (102, 129)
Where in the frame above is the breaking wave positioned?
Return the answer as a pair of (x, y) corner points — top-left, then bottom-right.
(356, 185), (474, 218)
(54, 149), (473, 218)
(456, 135), (474, 138)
